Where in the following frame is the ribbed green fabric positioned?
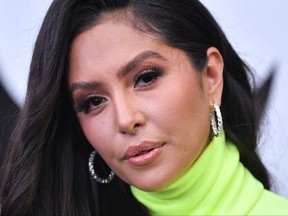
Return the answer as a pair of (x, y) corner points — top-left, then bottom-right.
(131, 132), (288, 215)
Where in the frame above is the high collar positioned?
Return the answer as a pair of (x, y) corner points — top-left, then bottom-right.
(131, 133), (264, 215)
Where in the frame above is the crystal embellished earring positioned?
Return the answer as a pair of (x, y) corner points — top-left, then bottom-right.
(210, 103), (223, 136)
(88, 151), (115, 184)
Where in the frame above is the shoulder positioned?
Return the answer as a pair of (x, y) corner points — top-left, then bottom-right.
(248, 190), (288, 215)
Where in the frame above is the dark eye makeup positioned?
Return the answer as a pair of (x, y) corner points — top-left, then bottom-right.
(74, 66), (164, 114)
(134, 66), (163, 88)
(74, 95), (107, 113)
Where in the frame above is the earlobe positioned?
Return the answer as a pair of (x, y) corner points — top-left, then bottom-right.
(204, 47), (224, 108)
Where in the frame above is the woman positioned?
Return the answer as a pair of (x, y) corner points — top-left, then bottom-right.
(1, 0), (287, 215)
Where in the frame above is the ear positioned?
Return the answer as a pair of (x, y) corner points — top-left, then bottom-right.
(203, 47), (224, 109)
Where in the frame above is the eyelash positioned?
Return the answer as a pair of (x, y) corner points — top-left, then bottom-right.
(134, 67), (163, 88)
(74, 67), (164, 114)
(74, 95), (107, 113)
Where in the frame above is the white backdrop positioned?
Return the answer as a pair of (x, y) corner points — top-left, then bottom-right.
(0, 0), (287, 198)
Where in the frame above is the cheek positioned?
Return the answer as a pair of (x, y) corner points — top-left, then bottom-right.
(79, 117), (113, 155)
(153, 78), (210, 146)
(156, 82), (208, 125)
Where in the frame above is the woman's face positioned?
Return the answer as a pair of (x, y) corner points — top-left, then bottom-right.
(68, 20), (222, 191)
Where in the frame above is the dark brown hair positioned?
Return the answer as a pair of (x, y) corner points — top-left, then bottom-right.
(0, 0), (269, 215)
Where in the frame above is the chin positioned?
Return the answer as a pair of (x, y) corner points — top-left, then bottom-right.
(130, 177), (172, 192)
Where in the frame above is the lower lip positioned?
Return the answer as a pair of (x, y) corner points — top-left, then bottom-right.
(126, 147), (162, 166)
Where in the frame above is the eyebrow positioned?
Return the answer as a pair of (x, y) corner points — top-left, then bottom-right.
(70, 50), (166, 93)
(70, 81), (103, 93)
(116, 50), (167, 79)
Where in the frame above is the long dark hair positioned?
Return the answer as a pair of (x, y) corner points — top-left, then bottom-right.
(0, 0), (270, 215)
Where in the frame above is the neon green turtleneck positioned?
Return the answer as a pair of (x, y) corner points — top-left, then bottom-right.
(131, 132), (288, 215)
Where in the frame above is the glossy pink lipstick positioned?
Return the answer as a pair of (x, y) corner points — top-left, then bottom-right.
(124, 141), (164, 166)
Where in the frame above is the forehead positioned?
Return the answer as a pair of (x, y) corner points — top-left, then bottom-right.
(71, 11), (165, 57)
(68, 21), (166, 76)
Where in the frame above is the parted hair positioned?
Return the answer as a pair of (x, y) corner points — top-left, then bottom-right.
(0, 0), (269, 215)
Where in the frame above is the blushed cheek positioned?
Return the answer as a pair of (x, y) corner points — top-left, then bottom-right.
(79, 120), (102, 147)
(81, 119), (116, 159)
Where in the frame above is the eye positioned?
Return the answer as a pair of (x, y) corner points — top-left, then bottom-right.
(74, 95), (107, 114)
(134, 67), (163, 88)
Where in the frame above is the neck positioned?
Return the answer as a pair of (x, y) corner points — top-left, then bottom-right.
(131, 133), (264, 215)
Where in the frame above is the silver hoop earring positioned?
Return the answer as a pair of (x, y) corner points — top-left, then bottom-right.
(88, 151), (115, 184)
(210, 103), (223, 137)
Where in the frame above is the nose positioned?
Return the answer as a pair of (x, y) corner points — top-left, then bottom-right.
(114, 94), (146, 135)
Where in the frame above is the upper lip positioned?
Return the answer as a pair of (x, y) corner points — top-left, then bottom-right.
(123, 141), (164, 160)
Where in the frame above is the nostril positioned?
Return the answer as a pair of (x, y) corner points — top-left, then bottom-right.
(134, 123), (141, 128)
(120, 123), (142, 135)
(117, 110), (146, 135)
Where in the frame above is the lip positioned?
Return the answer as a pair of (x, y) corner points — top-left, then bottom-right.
(123, 141), (164, 166)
